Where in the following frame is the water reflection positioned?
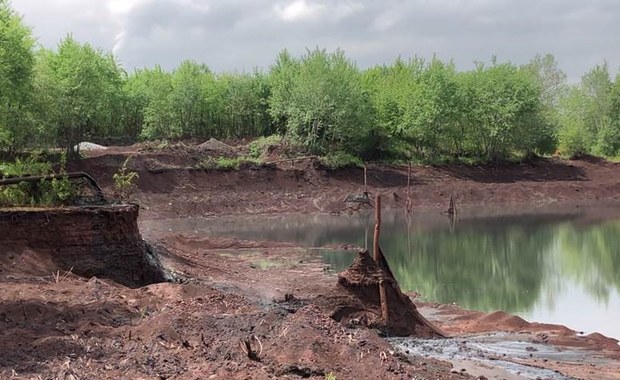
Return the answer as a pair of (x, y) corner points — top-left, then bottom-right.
(139, 204), (620, 338)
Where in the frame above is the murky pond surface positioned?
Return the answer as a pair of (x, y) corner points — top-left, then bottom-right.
(140, 202), (620, 340)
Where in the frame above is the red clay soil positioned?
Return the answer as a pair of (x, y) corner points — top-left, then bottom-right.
(2, 143), (620, 379)
(69, 145), (620, 219)
(327, 250), (445, 338)
(0, 227), (466, 379)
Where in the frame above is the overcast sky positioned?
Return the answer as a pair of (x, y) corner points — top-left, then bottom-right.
(10, 0), (620, 81)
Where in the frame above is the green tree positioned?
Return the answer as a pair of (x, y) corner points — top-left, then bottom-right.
(556, 63), (618, 157)
(0, 0), (36, 152)
(269, 48), (375, 156)
(138, 66), (175, 140)
(215, 71), (272, 138)
(169, 60), (210, 138)
(457, 61), (546, 160)
(39, 36), (124, 155)
(372, 57), (462, 159)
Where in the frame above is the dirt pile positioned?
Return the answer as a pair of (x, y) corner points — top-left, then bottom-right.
(323, 250), (445, 337)
(0, 204), (167, 287)
(197, 138), (238, 156)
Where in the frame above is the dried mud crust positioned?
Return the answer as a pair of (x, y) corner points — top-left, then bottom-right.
(71, 147), (620, 218)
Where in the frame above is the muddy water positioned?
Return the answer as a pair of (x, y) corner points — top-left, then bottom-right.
(140, 202), (620, 340)
(390, 333), (579, 380)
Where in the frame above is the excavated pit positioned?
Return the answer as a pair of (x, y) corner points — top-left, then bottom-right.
(0, 204), (167, 287)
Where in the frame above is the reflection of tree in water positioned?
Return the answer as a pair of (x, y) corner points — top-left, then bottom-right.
(321, 214), (554, 313)
(321, 214), (620, 315)
(173, 209), (620, 314)
(384, 222), (552, 313)
(552, 221), (620, 302)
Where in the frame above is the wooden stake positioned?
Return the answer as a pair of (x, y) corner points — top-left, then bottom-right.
(448, 194), (455, 216)
(373, 195), (389, 324)
(406, 162), (412, 214)
(373, 195), (381, 263)
(364, 164), (368, 195)
(379, 280), (389, 325)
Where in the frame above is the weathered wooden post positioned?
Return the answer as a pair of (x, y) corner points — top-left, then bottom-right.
(406, 162), (412, 214)
(373, 195), (389, 324)
(373, 195), (381, 263)
(364, 164), (368, 196)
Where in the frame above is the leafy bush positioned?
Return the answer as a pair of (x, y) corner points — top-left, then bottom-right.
(248, 135), (282, 159)
(216, 157), (241, 170)
(0, 152), (75, 207)
(113, 157), (139, 201)
(320, 151), (363, 169)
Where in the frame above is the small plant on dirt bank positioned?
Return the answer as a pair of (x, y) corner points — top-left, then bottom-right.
(47, 152), (75, 204)
(0, 152), (76, 207)
(325, 373), (337, 380)
(196, 156), (262, 171)
(248, 135), (283, 159)
(113, 157), (139, 202)
(320, 151), (363, 169)
(216, 156), (242, 170)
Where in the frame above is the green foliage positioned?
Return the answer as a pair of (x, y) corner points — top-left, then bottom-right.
(269, 48), (375, 156)
(248, 135), (283, 158)
(0, 0), (36, 153)
(1, 0), (619, 164)
(215, 156), (241, 170)
(35, 36), (125, 155)
(320, 151), (363, 169)
(364, 57), (463, 159)
(113, 157), (139, 201)
(457, 61), (549, 160)
(555, 64), (619, 157)
(325, 373), (337, 380)
(0, 152), (75, 207)
(197, 156), (262, 171)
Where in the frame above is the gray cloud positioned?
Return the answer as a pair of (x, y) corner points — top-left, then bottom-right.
(11, 0), (620, 81)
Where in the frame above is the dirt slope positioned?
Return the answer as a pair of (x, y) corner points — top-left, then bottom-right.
(71, 148), (620, 219)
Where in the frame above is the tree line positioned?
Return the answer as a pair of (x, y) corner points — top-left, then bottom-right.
(2, 0), (620, 161)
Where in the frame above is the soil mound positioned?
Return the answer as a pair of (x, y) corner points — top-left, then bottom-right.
(327, 250), (445, 337)
(197, 138), (238, 156)
(0, 204), (167, 287)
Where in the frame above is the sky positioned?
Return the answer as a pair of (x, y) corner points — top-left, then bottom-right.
(10, 0), (620, 81)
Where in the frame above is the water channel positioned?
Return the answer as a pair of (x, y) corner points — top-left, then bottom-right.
(140, 202), (620, 341)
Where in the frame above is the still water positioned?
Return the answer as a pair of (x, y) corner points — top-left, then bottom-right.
(140, 203), (620, 340)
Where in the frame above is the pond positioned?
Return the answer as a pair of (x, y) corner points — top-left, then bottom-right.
(140, 202), (620, 340)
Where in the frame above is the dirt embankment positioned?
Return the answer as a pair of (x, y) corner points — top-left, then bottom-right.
(70, 149), (620, 218)
(0, 204), (167, 287)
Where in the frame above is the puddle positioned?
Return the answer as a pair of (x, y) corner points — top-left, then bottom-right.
(390, 333), (590, 379)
